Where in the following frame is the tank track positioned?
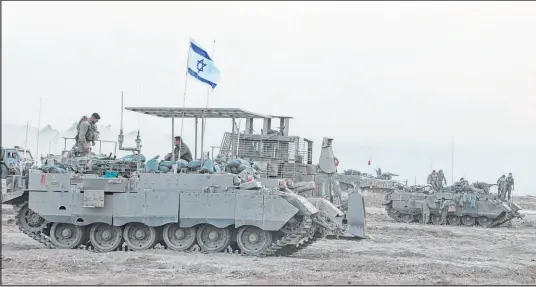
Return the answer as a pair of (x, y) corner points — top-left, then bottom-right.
(488, 212), (513, 228)
(385, 205), (402, 222)
(12, 202), (324, 257)
(384, 202), (516, 228)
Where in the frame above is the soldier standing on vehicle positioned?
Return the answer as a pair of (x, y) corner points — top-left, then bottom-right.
(74, 113), (100, 156)
(505, 173), (515, 200)
(436, 170), (447, 190)
(497, 175), (507, 200)
(427, 170), (437, 189)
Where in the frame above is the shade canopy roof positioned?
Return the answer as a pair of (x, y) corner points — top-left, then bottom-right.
(125, 107), (275, 119)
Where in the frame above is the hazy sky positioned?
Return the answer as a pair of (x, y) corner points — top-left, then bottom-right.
(2, 1), (536, 193)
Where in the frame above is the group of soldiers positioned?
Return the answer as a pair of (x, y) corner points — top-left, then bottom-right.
(424, 166), (516, 200)
(74, 113), (193, 162)
(497, 173), (515, 200)
(426, 169), (447, 191)
(72, 114), (517, 201)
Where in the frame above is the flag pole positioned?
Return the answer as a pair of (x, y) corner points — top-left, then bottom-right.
(451, 136), (454, 185)
(200, 40), (216, 164)
(24, 121), (29, 150)
(36, 98), (42, 164)
(176, 38), (192, 171)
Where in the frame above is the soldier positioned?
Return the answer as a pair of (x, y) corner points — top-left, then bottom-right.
(436, 170), (447, 190)
(505, 173), (515, 200)
(165, 136), (193, 162)
(427, 170), (437, 189)
(455, 177), (469, 192)
(73, 113), (100, 156)
(497, 175), (506, 200)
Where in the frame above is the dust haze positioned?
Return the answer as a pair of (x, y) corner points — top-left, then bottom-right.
(2, 1), (535, 194)
(2, 2), (536, 285)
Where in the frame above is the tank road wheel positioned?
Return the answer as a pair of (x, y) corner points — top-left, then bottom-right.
(89, 223), (124, 252)
(461, 215), (476, 226)
(236, 226), (273, 256)
(196, 224), (232, 253)
(162, 224), (197, 251)
(17, 203), (48, 233)
(50, 223), (86, 249)
(447, 215), (461, 226)
(477, 216), (492, 227)
(430, 214), (445, 225)
(123, 223), (158, 251)
(400, 214), (415, 223)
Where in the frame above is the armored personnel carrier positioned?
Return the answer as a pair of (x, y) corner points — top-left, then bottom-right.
(338, 168), (406, 193)
(2, 104), (365, 257)
(383, 181), (523, 227)
(210, 114), (366, 239)
(1, 146), (36, 202)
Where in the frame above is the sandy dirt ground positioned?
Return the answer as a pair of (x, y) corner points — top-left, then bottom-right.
(2, 193), (536, 285)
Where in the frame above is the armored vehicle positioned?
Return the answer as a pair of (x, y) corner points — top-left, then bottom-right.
(209, 113), (366, 239)
(383, 182), (523, 227)
(338, 168), (406, 193)
(1, 146), (36, 202)
(2, 103), (365, 257)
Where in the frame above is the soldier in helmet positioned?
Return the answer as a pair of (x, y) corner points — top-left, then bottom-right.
(436, 170), (447, 190)
(73, 113), (100, 156)
(497, 174), (507, 200)
(505, 173), (514, 200)
(455, 177), (469, 192)
(427, 170), (437, 190)
(165, 136), (193, 162)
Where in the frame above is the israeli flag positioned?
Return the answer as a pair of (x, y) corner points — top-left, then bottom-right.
(187, 39), (221, 89)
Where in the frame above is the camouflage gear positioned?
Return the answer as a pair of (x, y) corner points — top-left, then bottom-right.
(165, 142), (193, 162)
(427, 171), (436, 185)
(436, 170), (447, 190)
(73, 116), (99, 156)
(428, 171), (438, 190)
(497, 175), (506, 200)
(505, 175), (514, 200)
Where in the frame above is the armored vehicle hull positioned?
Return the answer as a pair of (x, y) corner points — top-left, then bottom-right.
(6, 171), (353, 257)
(383, 190), (523, 227)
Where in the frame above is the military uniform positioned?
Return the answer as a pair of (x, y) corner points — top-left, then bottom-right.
(427, 171), (436, 188)
(167, 142), (193, 162)
(430, 172), (438, 190)
(505, 175), (514, 200)
(74, 116), (99, 156)
(497, 176), (506, 200)
(436, 171), (447, 190)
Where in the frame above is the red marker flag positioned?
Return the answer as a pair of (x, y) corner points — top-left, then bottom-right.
(367, 159), (371, 166)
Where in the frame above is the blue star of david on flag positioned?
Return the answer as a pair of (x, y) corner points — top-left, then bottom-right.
(187, 39), (221, 89)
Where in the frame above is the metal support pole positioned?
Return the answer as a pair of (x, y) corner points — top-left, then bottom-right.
(231, 117), (236, 159)
(211, 146), (215, 160)
(171, 117), (175, 161)
(194, 117), (198, 159)
(200, 40), (216, 164)
(451, 136), (454, 185)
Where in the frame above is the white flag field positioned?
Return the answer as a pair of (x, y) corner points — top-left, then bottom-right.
(187, 39), (221, 89)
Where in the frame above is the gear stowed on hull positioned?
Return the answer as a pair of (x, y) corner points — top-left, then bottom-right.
(383, 189), (523, 228)
(9, 172), (353, 257)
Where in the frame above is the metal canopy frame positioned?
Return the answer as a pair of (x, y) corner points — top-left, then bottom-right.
(125, 107), (288, 162)
(124, 107), (271, 119)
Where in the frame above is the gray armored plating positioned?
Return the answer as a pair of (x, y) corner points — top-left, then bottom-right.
(383, 187), (523, 227)
(22, 171), (339, 255)
(2, 99), (365, 257)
